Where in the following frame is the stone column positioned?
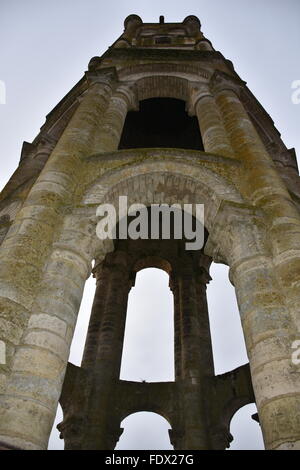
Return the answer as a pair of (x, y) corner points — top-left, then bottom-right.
(80, 269), (107, 371)
(0, 69), (115, 450)
(210, 72), (300, 331)
(194, 263), (214, 375)
(93, 84), (138, 153)
(84, 251), (132, 380)
(190, 83), (235, 158)
(173, 253), (214, 449)
(211, 75), (300, 446)
(207, 204), (300, 450)
(169, 275), (182, 382)
(80, 250), (133, 449)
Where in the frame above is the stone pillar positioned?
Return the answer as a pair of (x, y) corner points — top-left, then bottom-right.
(79, 250), (133, 449)
(93, 84), (138, 153)
(0, 69), (115, 450)
(210, 73), (300, 311)
(194, 264), (214, 375)
(0, 208), (97, 450)
(80, 271), (107, 371)
(172, 253), (214, 449)
(190, 83), (235, 158)
(81, 251), (132, 377)
(177, 255), (213, 381)
(207, 204), (300, 450)
(211, 72), (300, 448)
(169, 276), (182, 382)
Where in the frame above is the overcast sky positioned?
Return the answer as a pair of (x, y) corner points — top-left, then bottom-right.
(1, 0), (299, 450)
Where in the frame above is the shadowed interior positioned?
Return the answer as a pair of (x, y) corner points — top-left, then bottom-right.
(119, 98), (204, 150)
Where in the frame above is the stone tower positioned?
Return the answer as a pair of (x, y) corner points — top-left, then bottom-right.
(0, 15), (299, 450)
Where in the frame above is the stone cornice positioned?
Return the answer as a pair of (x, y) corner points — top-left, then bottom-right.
(117, 62), (211, 81)
(102, 47), (226, 64)
(86, 147), (241, 167)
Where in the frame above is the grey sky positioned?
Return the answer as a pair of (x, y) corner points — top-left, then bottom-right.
(1, 0), (299, 450)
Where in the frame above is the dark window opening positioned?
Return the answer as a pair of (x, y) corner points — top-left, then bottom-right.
(119, 98), (204, 150)
(155, 36), (172, 44)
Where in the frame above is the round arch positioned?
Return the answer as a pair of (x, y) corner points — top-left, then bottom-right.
(115, 411), (173, 450)
(50, 155), (269, 450)
(229, 403), (264, 450)
(83, 154), (243, 224)
(133, 256), (172, 275)
(118, 63), (210, 113)
(118, 405), (173, 430)
(119, 267), (174, 383)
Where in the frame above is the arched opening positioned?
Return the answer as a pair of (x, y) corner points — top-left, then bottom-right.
(229, 404), (264, 450)
(119, 98), (203, 150)
(48, 272), (96, 450)
(119, 268), (174, 382)
(0, 79), (6, 105)
(69, 272), (96, 366)
(115, 412), (173, 450)
(206, 263), (249, 374)
(48, 403), (64, 450)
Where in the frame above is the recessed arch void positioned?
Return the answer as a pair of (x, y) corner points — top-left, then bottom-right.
(48, 271), (96, 449)
(69, 270), (96, 366)
(206, 263), (249, 374)
(229, 404), (264, 450)
(115, 412), (174, 450)
(119, 98), (204, 150)
(119, 268), (174, 382)
(48, 403), (64, 450)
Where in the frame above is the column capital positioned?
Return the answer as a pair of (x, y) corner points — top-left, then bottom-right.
(35, 133), (57, 161)
(114, 82), (139, 111)
(85, 67), (118, 87)
(209, 70), (246, 97)
(37, 132), (57, 150)
(87, 56), (101, 71)
(187, 81), (212, 115)
(210, 425), (233, 450)
(168, 427), (185, 449)
(169, 273), (179, 292)
(195, 266), (212, 285)
(205, 200), (268, 266)
(93, 250), (133, 285)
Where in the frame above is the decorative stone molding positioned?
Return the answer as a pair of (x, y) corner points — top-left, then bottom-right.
(205, 200), (268, 266)
(187, 82), (212, 115)
(85, 66), (118, 87)
(114, 82), (139, 111)
(209, 70), (246, 97)
(87, 56), (101, 71)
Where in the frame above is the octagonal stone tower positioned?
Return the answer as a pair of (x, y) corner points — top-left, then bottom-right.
(0, 15), (300, 450)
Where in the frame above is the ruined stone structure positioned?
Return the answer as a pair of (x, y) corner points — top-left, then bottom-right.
(0, 15), (299, 450)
